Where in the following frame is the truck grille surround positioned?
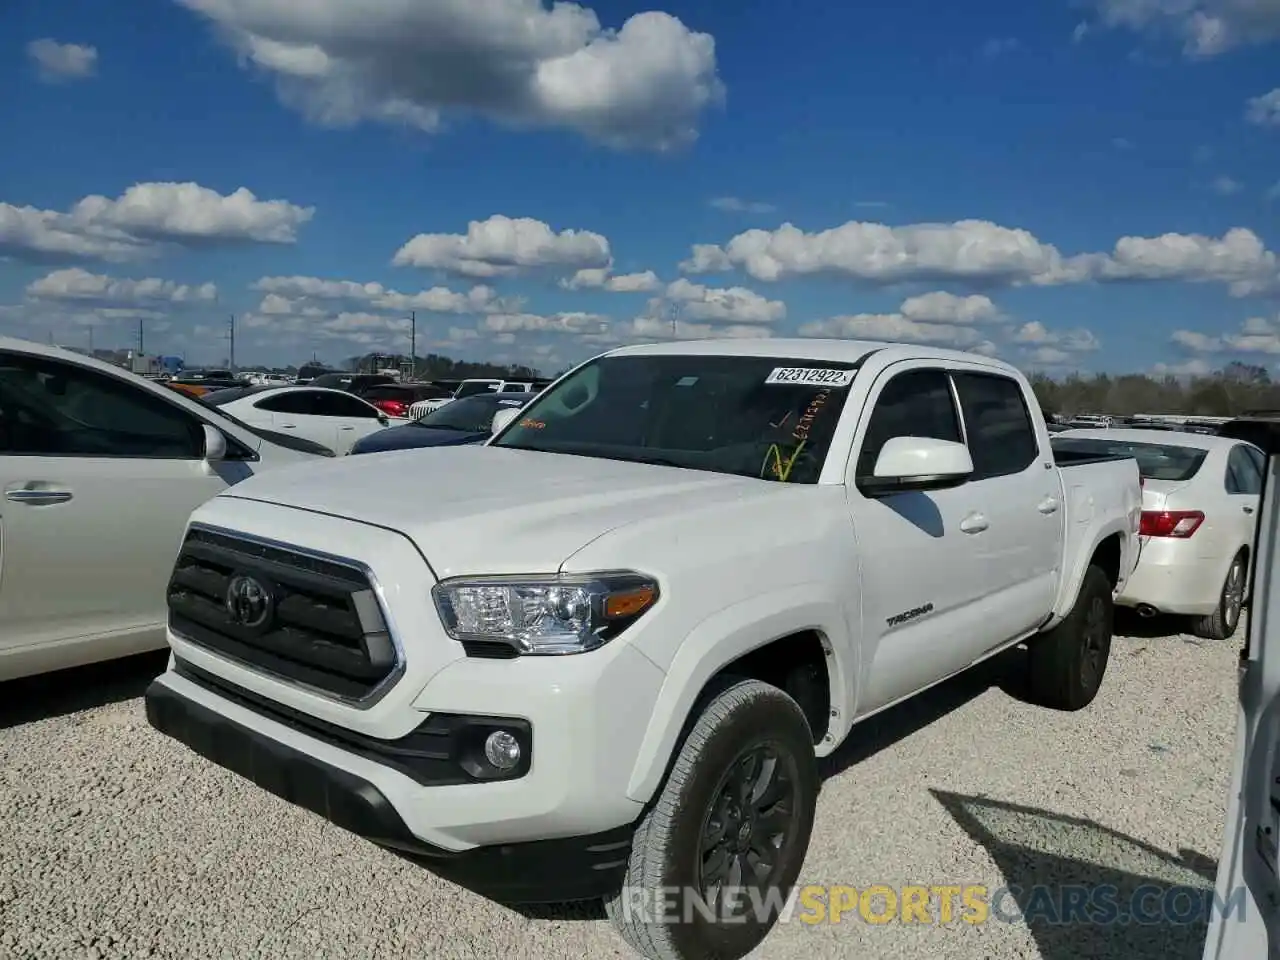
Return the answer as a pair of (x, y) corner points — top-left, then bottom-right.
(166, 526), (402, 704)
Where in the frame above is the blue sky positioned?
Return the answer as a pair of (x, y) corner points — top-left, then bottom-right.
(1, 0), (1278, 376)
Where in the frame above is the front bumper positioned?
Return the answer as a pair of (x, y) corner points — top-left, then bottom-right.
(145, 672), (634, 903)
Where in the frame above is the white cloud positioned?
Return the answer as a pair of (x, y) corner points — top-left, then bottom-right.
(899, 291), (1000, 324)
(176, 0), (724, 151)
(1088, 0), (1280, 57)
(480, 311), (611, 334)
(681, 218), (1280, 297)
(0, 182), (314, 264)
(1211, 175), (1243, 195)
(1247, 88), (1280, 127)
(709, 197), (776, 214)
(680, 219), (1087, 286)
(1171, 315), (1280, 354)
(392, 215), (610, 278)
(626, 315), (771, 341)
(27, 39), (98, 82)
(799, 312), (992, 349)
(1153, 358), (1214, 376)
(662, 277), (785, 325)
(1011, 321), (1100, 352)
(26, 268), (217, 305)
(560, 266), (662, 292)
(253, 274), (504, 313)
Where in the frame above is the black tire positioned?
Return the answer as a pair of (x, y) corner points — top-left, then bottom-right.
(605, 679), (819, 960)
(1026, 564), (1113, 711)
(1192, 551), (1247, 641)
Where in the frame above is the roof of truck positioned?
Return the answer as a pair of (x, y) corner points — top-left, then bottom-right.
(605, 337), (1016, 369)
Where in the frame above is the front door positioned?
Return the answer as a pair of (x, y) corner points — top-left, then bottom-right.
(0, 349), (228, 651)
(849, 364), (991, 715)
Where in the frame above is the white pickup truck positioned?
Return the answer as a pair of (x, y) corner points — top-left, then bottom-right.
(146, 339), (1141, 960)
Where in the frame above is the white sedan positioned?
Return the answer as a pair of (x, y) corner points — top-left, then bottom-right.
(203, 384), (394, 455)
(0, 336), (331, 682)
(1052, 427), (1263, 639)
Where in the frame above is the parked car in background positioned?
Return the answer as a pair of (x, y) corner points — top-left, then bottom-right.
(407, 377), (548, 418)
(0, 336), (331, 682)
(359, 382), (454, 420)
(201, 384), (394, 455)
(348, 393), (531, 455)
(1051, 428), (1262, 639)
(145, 338), (1140, 960)
(309, 372), (399, 395)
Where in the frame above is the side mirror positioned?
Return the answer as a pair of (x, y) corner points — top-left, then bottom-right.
(202, 424), (227, 461)
(859, 436), (973, 496)
(378, 413), (390, 426)
(491, 407), (521, 436)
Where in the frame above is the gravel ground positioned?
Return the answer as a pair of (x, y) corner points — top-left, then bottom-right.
(0, 615), (1238, 960)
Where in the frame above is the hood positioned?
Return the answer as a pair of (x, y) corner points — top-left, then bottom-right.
(349, 423), (483, 454)
(221, 444), (779, 578)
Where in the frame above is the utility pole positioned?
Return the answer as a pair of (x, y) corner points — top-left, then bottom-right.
(89, 326), (94, 355)
(138, 317), (144, 355)
(409, 311), (416, 379)
(225, 314), (236, 371)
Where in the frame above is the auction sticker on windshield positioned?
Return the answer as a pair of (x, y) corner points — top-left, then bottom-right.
(765, 367), (855, 387)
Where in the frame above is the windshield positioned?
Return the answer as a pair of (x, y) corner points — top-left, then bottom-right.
(421, 395), (526, 432)
(491, 354), (860, 483)
(455, 380), (500, 398)
(1052, 437), (1208, 481)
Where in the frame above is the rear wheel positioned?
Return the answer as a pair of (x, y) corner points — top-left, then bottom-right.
(1026, 564), (1113, 711)
(605, 679), (818, 960)
(1192, 551), (1247, 641)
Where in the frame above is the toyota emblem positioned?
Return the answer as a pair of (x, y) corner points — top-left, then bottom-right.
(225, 574), (273, 629)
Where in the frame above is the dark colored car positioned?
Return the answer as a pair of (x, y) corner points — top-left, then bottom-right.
(360, 382), (454, 418)
(309, 372), (398, 395)
(348, 393), (530, 455)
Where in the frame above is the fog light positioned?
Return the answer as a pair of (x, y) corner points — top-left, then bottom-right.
(483, 730), (522, 770)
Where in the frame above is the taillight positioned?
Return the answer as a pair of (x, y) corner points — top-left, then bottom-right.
(375, 400), (409, 417)
(1139, 510), (1204, 538)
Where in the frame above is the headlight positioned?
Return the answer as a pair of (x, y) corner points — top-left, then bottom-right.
(432, 571), (659, 655)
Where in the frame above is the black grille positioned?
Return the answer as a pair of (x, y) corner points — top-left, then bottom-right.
(166, 527), (398, 700)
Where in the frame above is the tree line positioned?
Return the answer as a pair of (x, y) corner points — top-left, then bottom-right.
(1029, 361), (1280, 419)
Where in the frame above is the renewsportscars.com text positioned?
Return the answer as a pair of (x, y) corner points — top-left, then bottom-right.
(614, 883), (1246, 927)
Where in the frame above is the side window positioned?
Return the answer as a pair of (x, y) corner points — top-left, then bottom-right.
(0, 351), (203, 458)
(312, 392), (380, 418)
(255, 391), (315, 415)
(856, 369), (962, 479)
(1227, 446), (1263, 495)
(952, 372), (1039, 480)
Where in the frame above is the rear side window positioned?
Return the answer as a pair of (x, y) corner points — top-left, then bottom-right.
(857, 369), (961, 480)
(1050, 438), (1208, 481)
(312, 391), (380, 418)
(255, 391), (316, 415)
(1226, 445), (1263, 495)
(952, 372), (1039, 479)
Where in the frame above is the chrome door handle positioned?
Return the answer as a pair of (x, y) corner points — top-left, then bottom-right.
(6, 489), (73, 506)
(1038, 497), (1060, 515)
(279, 423), (297, 429)
(959, 512), (989, 534)
(340, 425), (355, 431)
(1244, 505), (1255, 514)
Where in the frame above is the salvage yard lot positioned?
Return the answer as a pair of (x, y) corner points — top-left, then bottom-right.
(0, 620), (1236, 960)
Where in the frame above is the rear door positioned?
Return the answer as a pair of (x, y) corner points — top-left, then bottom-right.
(1226, 444), (1264, 554)
(848, 364), (992, 714)
(950, 368), (1063, 644)
(0, 348), (229, 652)
(250, 389), (334, 449)
(309, 391), (387, 453)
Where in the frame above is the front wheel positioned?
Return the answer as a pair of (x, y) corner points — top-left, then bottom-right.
(1026, 564), (1113, 711)
(605, 679), (819, 960)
